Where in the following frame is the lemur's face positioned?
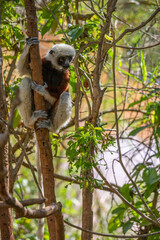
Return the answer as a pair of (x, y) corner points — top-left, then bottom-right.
(57, 56), (73, 70)
(49, 50), (74, 71)
(46, 44), (76, 71)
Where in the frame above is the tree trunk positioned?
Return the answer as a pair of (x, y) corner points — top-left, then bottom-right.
(0, 36), (15, 239)
(24, 1), (65, 239)
(81, 171), (93, 240)
(81, 1), (118, 239)
(0, 146), (15, 240)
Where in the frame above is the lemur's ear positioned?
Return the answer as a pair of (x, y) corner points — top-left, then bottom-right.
(49, 50), (55, 55)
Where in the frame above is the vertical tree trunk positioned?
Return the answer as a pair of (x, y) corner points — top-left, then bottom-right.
(81, 171), (93, 240)
(0, 34), (15, 240)
(81, 142), (94, 240)
(0, 146), (15, 240)
(81, 1), (118, 239)
(23, 1), (64, 239)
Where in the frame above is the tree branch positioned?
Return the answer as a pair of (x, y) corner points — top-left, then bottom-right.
(115, 7), (160, 43)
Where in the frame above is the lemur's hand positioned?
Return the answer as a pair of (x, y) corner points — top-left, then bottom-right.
(36, 119), (52, 130)
(33, 110), (48, 120)
(31, 81), (48, 94)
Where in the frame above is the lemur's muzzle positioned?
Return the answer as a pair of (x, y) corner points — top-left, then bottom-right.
(63, 59), (70, 69)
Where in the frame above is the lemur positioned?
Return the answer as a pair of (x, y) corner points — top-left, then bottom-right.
(17, 43), (76, 133)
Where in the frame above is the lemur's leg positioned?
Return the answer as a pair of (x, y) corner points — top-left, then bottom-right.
(36, 92), (72, 133)
(31, 81), (56, 105)
(18, 77), (47, 128)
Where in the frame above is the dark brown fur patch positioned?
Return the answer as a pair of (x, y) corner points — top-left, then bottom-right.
(42, 58), (70, 99)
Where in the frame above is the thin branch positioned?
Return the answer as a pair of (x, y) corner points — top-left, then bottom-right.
(73, 40), (160, 64)
(74, 60), (92, 117)
(115, 7), (160, 43)
(41, 0), (70, 44)
(95, 166), (160, 227)
(112, 30), (159, 224)
(13, 131), (44, 199)
(64, 220), (160, 238)
(82, 0), (105, 20)
(53, 173), (115, 192)
(5, 52), (18, 86)
(12, 135), (29, 184)
(0, 92), (20, 147)
(0, 198), (45, 208)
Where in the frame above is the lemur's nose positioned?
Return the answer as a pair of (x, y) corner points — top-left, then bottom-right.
(63, 63), (70, 69)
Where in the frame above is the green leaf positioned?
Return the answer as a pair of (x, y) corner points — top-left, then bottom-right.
(41, 18), (54, 36)
(128, 95), (149, 108)
(120, 184), (132, 202)
(51, 20), (58, 33)
(141, 219), (152, 227)
(108, 217), (121, 233)
(94, 127), (102, 131)
(67, 26), (84, 41)
(144, 183), (157, 198)
(123, 221), (133, 234)
(129, 125), (151, 136)
(141, 51), (147, 82)
(42, 2), (62, 19)
(13, 109), (21, 129)
(112, 207), (126, 215)
(117, 68), (142, 82)
(142, 168), (160, 187)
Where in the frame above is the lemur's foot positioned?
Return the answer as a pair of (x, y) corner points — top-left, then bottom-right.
(33, 110), (48, 120)
(36, 119), (52, 130)
(31, 81), (48, 94)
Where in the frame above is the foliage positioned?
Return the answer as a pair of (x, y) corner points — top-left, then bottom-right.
(66, 122), (114, 189)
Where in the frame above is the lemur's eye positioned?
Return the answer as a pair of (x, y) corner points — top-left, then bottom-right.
(59, 57), (64, 63)
(49, 50), (55, 54)
(68, 56), (72, 62)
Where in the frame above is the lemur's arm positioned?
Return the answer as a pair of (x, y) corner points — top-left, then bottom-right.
(17, 45), (32, 77)
(31, 81), (56, 105)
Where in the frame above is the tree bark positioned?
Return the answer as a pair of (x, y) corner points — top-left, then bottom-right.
(24, 1), (64, 239)
(0, 35), (15, 240)
(81, 173), (93, 240)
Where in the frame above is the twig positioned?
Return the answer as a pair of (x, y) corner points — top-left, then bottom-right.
(74, 60), (92, 117)
(41, 0), (70, 44)
(0, 92), (20, 147)
(64, 220), (160, 238)
(12, 135), (30, 184)
(115, 7), (160, 43)
(95, 166), (160, 227)
(82, 0), (105, 20)
(53, 173), (115, 192)
(112, 30), (159, 225)
(13, 131), (44, 199)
